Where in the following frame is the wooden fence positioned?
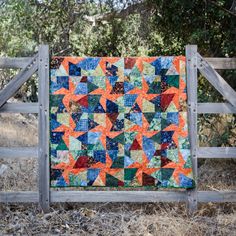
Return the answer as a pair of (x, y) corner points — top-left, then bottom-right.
(0, 45), (235, 213)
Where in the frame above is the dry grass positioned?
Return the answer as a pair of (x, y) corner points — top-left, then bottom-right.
(0, 113), (236, 235)
(198, 159), (236, 191)
(0, 113), (38, 147)
(0, 113), (38, 191)
(1, 203), (236, 235)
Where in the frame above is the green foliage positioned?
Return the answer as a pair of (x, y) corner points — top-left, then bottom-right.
(149, 0), (236, 56)
(198, 114), (236, 147)
(1, 0), (235, 57)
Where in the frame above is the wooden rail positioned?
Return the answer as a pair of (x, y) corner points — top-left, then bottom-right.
(0, 57), (33, 69)
(205, 58), (236, 70)
(1, 191), (236, 203)
(198, 147), (236, 158)
(0, 57), (235, 70)
(0, 102), (39, 113)
(0, 147), (38, 159)
(0, 45), (235, 214)
(198, 103), (236, 114)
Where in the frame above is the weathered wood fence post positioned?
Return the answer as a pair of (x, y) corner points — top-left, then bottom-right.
(38, 45), (50, 212)
(186, 45), (198, 214)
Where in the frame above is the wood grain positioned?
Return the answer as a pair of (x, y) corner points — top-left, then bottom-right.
(0, 102), (39, 113)
(0, 57), (33, 68)
(186, 45), (198, 214)
(198, 103), (236, 114)
(205, 58), (236, 70)
(1, 191), (235, 203)
(38, 45), (50, 212)
(0, 147), (38, 159)
(198, 147), (236, 158)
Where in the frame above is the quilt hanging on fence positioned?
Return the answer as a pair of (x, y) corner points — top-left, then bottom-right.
(49, 56), (195, 188)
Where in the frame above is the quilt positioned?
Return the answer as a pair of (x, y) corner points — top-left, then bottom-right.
(49, 56), (194, 188)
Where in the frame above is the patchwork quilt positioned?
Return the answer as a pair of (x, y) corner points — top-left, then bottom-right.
(50, 57), (194, 188)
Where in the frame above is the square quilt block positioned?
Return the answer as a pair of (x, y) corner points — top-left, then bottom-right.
(50, 56), (195, 188)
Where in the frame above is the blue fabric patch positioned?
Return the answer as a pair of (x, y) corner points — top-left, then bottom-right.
(129, 113), (142, 126)
(88, 132), (101, 144)
(56, 176), (67, 187)
(167, 112), (179, 125)
(75, 83), (88, 94)
(143, 136), (155, 160)
(87, 169), (100, 183)
(179, 174), (194, 188)
(106, 99), (118, 113)
(106, 137), (118, 150)
(77, 58), (101, 70)
(50, 115), (61, 130)
(151, 58), (162, 75)
(108, 76), (118, 86)
(69, 62), (81, 76)
(57, 76), (69, 89)
(93, 103), (105, 113)
(106, 62), (118, 76)
(124, 81), (135, 93)
(51, 132), (64, 144)
(161, 57), (173, 69)
(161, 131), (174, 143)
(71, 113), (83, 123)
(124, 155), (134, 167)
(108, 150), (119, 161)
(124, 94), (138, 107)
(144, 75), (156, 84)
(94, 150), (106, 163)
(180, 149), (190, 161)
(77, 133), (88, 145)
(75, 119), (88, 131)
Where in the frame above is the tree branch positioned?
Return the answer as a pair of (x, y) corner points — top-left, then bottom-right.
(77, 1), (153, 25)
(230, 0), (236, 13)
(208, 0), (236, 17)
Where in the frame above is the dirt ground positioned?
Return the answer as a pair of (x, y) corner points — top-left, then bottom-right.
(0, 113), (236, 235)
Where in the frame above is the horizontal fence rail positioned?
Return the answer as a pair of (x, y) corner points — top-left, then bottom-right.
(198, 103), (236, 114)
(0, 57), (33, 69)
(51, 191), (187, 202)
(205, 58), (236, 70)
(198, 191), (236, 202)
(0, 192), (39, 203)
(198, 147), (236, 158)
(0, 102), (39, 113)
(0, 147), (38, 159)
(0, 191), (235, 203)
(0, 57), (235, 70)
